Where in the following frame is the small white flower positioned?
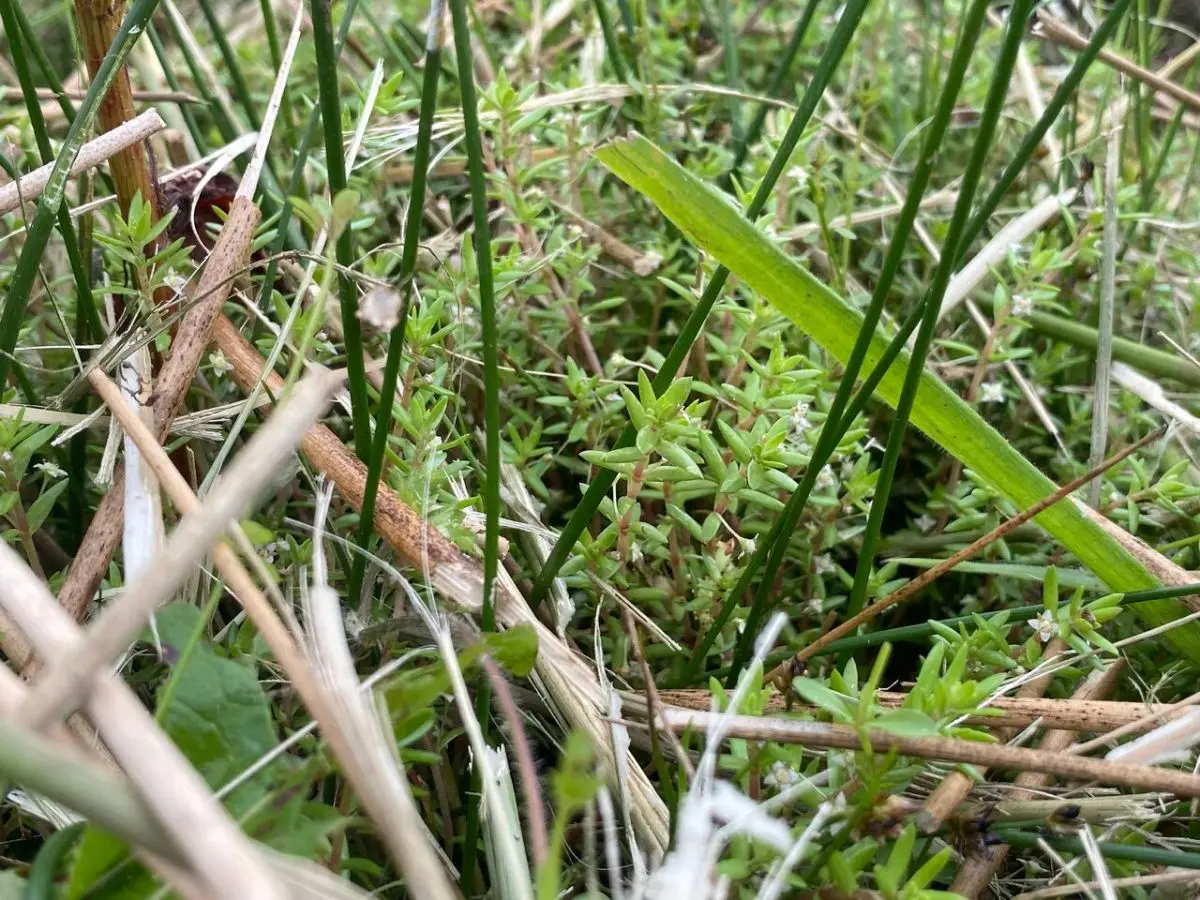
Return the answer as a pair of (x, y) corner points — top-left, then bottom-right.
(208, 349), (233, 376)
(808, 596), (824, 616)
(763, 760), (803, 790)
(261, 539), (288, 564)
(915, 513), (937, 533)
(787, 166), (809, 190)
(787, 401), (812, 451)
(1028, 610), (1057, 643)
(789, 401), (811, 432)
(740, 536), (756, 557)
(980, 381), (1006, 403)
(34, 461), (67, 479)
(1011, 294), (1033, 317)
(815, 465), (836, 492)
(813, 554), (836, 576)
(631, 543), (644, 566)
(864, 436), (884, 453)
(343, 608), (366, 639)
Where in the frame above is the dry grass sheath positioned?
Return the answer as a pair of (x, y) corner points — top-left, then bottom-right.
(86, 368), (458, 900)
(21, 367), (343, 731)
(0, 543), (287, 899)
(645, 689), (1192, 735)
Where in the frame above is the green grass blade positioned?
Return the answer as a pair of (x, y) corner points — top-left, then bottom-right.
(195, 0), (261, 127)
(596, 133), (1200, 663)
(309, 0), (371, 451)
(528, 0), (870, 610)
(718, 0), (1014, 683)
(844, 0), (1029, 620)
(979, 299), (1200, 387)
(11, 1), (76, 120)
(351, 3), (445, 604)
(253, 0), (364, 320)
(958, 0), (1134, 254)
(0, 0), (161, 391)
(0, 0), (100, 344)
(449, 0), (499, 627)
(147, 23), (208, 155)
(590, 0), (630, 84)
(0, 0), (102, 552)
(717, 0), (741, 145)
(449, 1), (502, 885)
(728, 0), (821, 177)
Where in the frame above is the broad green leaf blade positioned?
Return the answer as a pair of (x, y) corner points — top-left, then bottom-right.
(596, 133), (1200, 662)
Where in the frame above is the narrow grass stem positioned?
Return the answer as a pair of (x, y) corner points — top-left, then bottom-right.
(0, 0), (100, 343)
(845, 0), (1034, 619)
(728, 0), (822, 177)
(529, 0), (870, 610)
(351, 3), (446, 606)
(195, 0), (261, 127)
(590, 0), (630, 84)
(449, 0), (502, 886)
(10, 2), (76, 120)
(957, 0), (1136, 256)
(0, 0), (161, 391)
(449, 0), (500, 631)
(715, 0), (1019, 683)
(309, 0), (371, 450)
(996, 830), (1200, 870)
(253, 0), (364, 328)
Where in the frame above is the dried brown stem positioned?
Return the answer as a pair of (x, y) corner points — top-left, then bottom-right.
(0, 110), (166, 215)
(1071, 688), (1200, 756)
(57, 197), (263, 621)
(949, 662), (1125, 899)
(648, 693), (1200, 798)
(72, 0), (160, 219)
(646, 687), (1188, 735)
(85, 368), (459, 900)
(1036, 12), (1200, 112)
(768, 430), (1163, 684)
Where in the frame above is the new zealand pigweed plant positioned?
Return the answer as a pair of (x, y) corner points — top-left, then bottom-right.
(6, 0), (1200, 897)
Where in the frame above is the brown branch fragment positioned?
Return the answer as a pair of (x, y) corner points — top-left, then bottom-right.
(949, 663), (1125, 898)
(0, 110), (166, 215)
(57, 196), (263, 621)
(645, 688), (1189, 735)
(648, 698), (1200, 798)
